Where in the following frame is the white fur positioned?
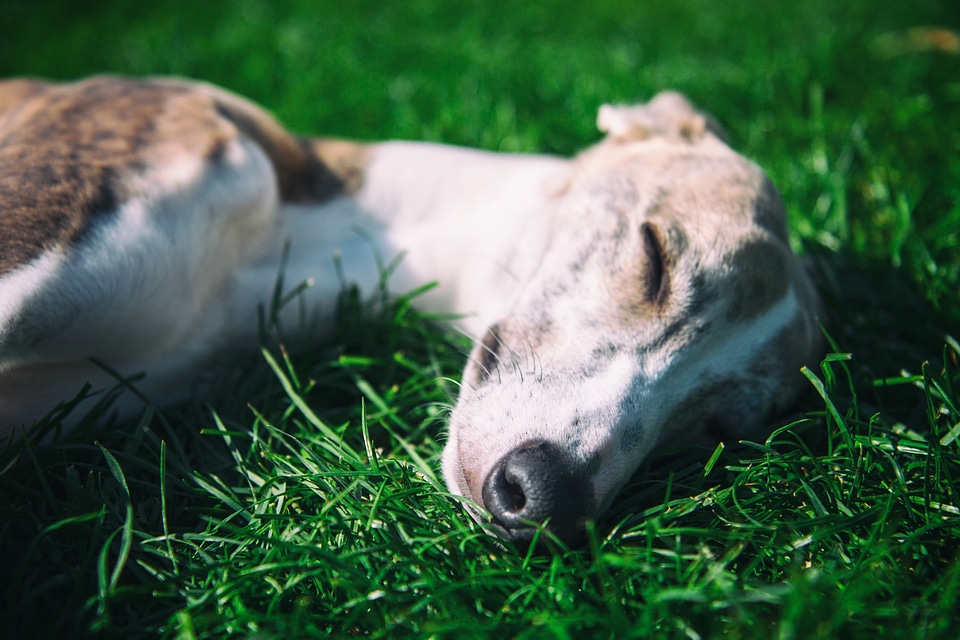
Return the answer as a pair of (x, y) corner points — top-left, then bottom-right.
(0, 250), (64, 362)
(355, 142), (568, 332)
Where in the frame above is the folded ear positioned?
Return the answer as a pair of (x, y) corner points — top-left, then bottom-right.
(597, 91), (725, 142)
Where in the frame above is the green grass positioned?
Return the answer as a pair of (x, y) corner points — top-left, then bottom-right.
(2, 0), (959, 637)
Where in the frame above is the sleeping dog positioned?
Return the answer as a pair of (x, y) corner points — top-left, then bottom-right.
(0, 77), (822, 544)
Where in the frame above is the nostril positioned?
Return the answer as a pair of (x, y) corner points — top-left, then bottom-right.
(483, 461), (527, 519)
(481, 440), (593, 545)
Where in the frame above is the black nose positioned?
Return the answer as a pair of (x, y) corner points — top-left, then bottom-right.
(481, 440), (593, 546)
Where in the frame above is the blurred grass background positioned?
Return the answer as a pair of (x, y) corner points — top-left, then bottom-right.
(1, 1), (959, 638)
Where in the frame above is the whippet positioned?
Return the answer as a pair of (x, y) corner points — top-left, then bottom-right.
(0, 77), (822, 545)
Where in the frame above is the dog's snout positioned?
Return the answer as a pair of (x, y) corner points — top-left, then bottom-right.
(481, 440), (592, 546)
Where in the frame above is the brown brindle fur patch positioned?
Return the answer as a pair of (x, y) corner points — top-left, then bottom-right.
(0, 76), (366, 277)
(1, 77), (176, 275)
(0, 79), (47, 121)
(205, 93), (364, 202)
(308, 139), (371, 196)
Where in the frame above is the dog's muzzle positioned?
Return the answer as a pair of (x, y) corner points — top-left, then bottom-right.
(481, 440), (594, 546)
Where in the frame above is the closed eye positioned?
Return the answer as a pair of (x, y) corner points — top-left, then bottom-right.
(641, 222), (669, 305)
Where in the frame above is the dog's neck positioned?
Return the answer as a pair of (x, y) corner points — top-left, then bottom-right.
(352, 142), (571, 334)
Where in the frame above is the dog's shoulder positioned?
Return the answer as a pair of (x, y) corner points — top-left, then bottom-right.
(0, 76), (368, 279)
(0, 76), (235, 275)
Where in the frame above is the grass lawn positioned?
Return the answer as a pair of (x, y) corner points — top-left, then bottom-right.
(2, 0), (959, 637)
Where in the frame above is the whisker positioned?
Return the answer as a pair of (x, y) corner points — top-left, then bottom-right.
(454, 320), (515, 386)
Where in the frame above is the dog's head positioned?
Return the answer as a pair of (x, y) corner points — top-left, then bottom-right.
(442, 92), (823, 545)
